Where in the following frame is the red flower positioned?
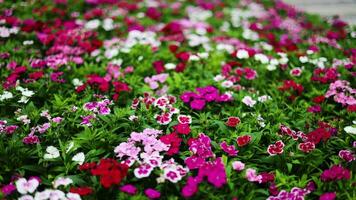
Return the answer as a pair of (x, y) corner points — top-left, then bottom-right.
(236, 135), (251, 147)
(79, 162), (96, 171)
(298, 142), (315, 153)
(174, 123), (191, 135)
(267, 140), (285, 156)
(90, 158), (128, 188)
(70, 187), (93, 196)
(306, 127), (331, 144)
(160, 132), (182, 155)
(313, 95), (325, 104)
(226, 117), (241, 127)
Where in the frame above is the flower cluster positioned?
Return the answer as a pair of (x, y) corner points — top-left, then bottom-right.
(114, 128), (188, 183)
(320, 165), (351, 182)
(267, 187), (311, 200)
(182, 133), (227, 197)
(181, 86), (233, 110)
(325, 80), (356, 107)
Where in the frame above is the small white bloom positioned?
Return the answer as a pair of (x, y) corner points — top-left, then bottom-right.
(236, 49), (249, 59)
(44, 146), (60, 159)
(0, 91), (13, 101)
(258, 95), (271, 102)
(221, 80), (233, 88)
(266, 64), (277, 71)
(213, 74), (225, 82)
(53, 177), (73, 188)
(85, 19), (100, 30)
(189, 55), (200, 61)
(67, 192), (82, 200)
(72, 78), (84, 87)
(299, 56), (308, 63)
(72, 152), (85, 165)
(23, 40), (34, 45)
(129, 115), (138, 121)
(254, 53), (269, 64)
(102, 18), (114, 31)
(16, 178), (39, 194)
(344, 126), (356, 134)
(164, 63), (176, 70)
(18, 195), (34, 200)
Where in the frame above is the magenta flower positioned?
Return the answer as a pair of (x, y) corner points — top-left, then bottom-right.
(145, 188), (160, 199)
(190, 99), (206, 110)
(120, 184), (137, 195)
(319, 192), (336, 200)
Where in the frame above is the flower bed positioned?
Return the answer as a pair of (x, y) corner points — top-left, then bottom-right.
(0, 0), (355, 199)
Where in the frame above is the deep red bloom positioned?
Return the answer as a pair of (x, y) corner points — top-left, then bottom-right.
(226, 117), (240, 127)
(236, 135), (251, 147)
(90, 158), (128, 188)
(70, 187), (93, 196)
(313, 96), (325, 104)
(174, 123), (191, 135)
(160, 132), (182, 155)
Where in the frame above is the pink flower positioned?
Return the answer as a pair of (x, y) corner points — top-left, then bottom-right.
(242, 96), (256, 107)
(145, 188), (160, 199)
(232, 161), (245, 171)
(245, 168), (262, 183)
(52, 117), (63, 123)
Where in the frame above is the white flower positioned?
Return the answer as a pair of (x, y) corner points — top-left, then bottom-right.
(254, 53), (269, 64)
(266, 64), (277, 71)
(67, 192), (82, 200)
(34, 189), (65, 200)
(236, 49), (249, 59)
(16, 178), (39, 194)
(102, 18), (114, 31)
(53, 177), (73, 188)
(104, 48), (119, 59)
(22, 89), (34, 97)
(258, 95), (271, 102)
(18, 195), (34, 200)
(23, 40), (34, 45)
(242, 96), (256, 107)
(129, 115), (138, 121)
(72, 78), (84, 87)
(213, 74), (225, 82)
(221, 80), (233, 88)
(85, 19), (100, 30)
(44, 146), (60, 159)
(72, 152), (85, 165)
(299, 56), (308, 63)
(0, 91), (13, 101)
(344, 126), (356, 134)
(164, 63), (176, 70)
(189, 55), (200, 61)
(18, 96), (29, 103)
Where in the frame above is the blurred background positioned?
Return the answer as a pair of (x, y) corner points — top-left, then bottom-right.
(284, 0), (356, 25)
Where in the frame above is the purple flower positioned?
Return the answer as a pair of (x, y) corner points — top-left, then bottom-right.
(220, 141), (238, 156)
(144, 188), (160, 199)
